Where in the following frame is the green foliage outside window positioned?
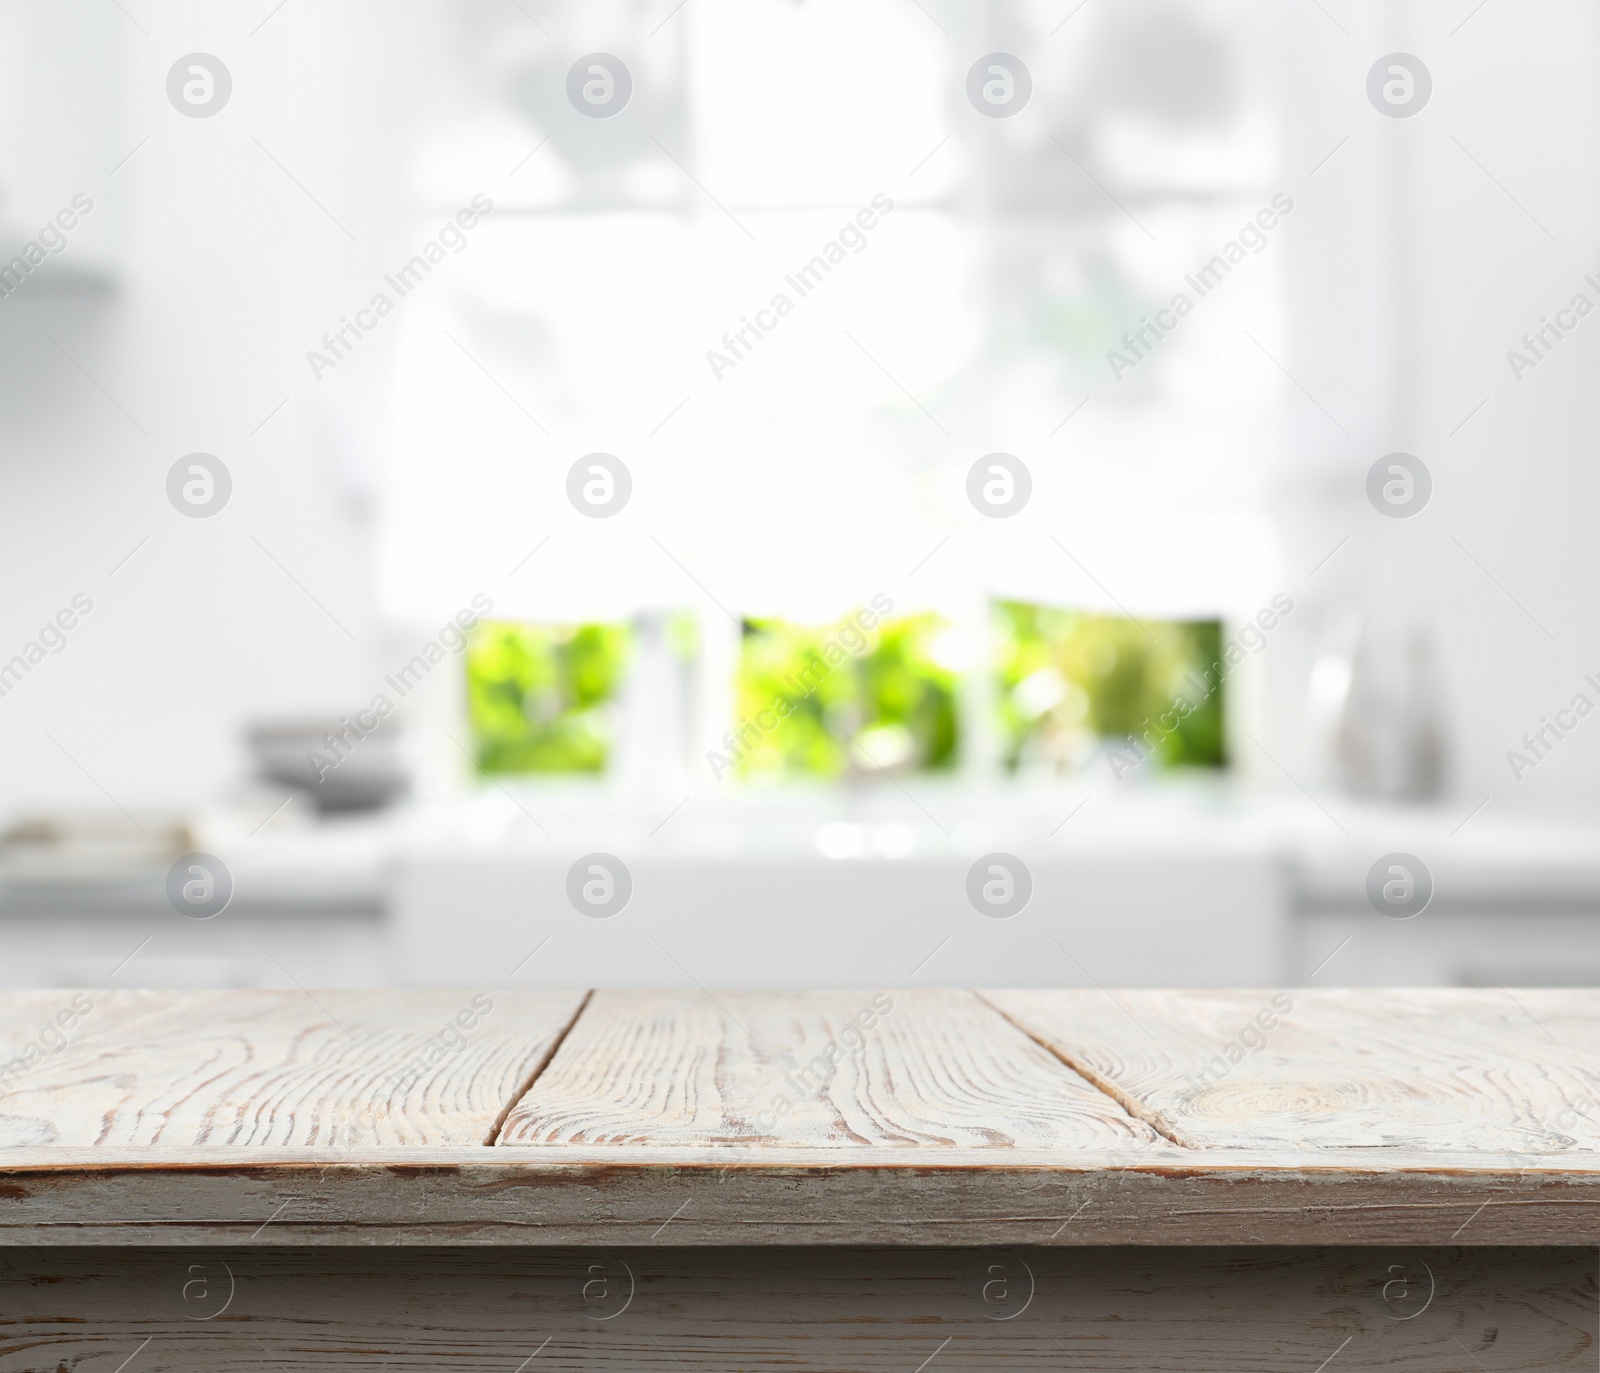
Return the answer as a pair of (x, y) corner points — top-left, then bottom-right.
(735, 613), (958, 782)
(465, 621), (630, 774)
(994, 601), (1225, 773)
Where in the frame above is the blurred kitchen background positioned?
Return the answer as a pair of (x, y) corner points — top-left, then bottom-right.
(2, 0), (1597, 991)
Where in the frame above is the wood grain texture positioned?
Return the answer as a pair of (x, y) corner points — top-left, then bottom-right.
(5, 1148), (1598, 1246)
(2, 1246), (1592, 1372)
(4, 989), (1600, 1247)
(0, 989), (587, 1150)
(983, 988), (1600, 1153)
(498, 989), (1165, 1151)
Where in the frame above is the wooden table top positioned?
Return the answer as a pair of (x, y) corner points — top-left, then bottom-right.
(1, 987), (1596, 1246)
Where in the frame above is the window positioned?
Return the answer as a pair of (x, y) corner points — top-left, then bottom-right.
(342, 0), (1384, 791)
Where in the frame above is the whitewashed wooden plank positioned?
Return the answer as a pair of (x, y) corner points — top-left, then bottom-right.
(982, 988), (1600, 1153)
(2, 1246), (1591, 1371)
(498, 989), (1164, 1151)
(4, 988), (1600, 1246)
(0, 988), (587, 1149)
(3, 1146), (1599, 1245)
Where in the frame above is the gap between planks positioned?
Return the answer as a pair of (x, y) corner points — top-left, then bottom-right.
(485, 989), (594, 1146)
(974, 990), (1199, 1150)
(486, 988), (1193, 1153)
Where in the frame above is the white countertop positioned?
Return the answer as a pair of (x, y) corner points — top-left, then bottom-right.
(4, 785), (1598, 915)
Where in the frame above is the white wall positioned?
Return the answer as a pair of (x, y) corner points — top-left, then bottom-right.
(0, 3), (413, 817)
(2, 0), (1599, 828)
(1394, 0), (1600, 813)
